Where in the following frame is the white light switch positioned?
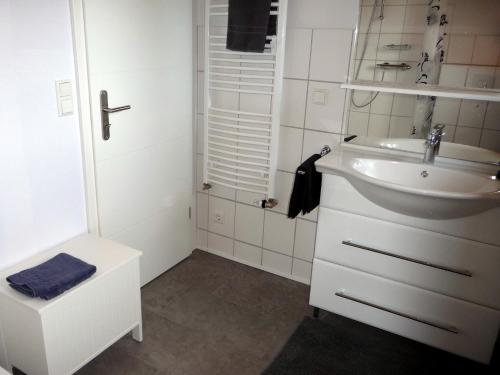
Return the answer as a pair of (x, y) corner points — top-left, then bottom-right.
(55, 80), (74, 116)
(312, 89), (329, 105)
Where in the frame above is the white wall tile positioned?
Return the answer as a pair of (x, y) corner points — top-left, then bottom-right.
(433, 98), (460, 125)
(262, 250), (293, 274)
(348, 112), (370, 136)
(284, 28), (312, 80)
(392, 94), (416, 117)
(302, 130), (342, 161)
(353, 59), (376, 82)
(208, 232), (233, 256)
(389, 116), (413, 138)
(472, 36), (500, 66)
(370, 93), (394, 115)
(208, 196), (235, 238)
(395, 64), (416, 84)
(454, 127), (481, 147)
(236, 190), (266, 206)
(479, 130), (500, 152)
(234, 241), (262, 265)
(484, 103), (500, 131)
(302, 209), (318, 223)
(356, 34), (378, 60)
(466, 67), (495, 89)
(368, 114), (391, 137)
(495, 69), (500, 89)
(197, 193), (208, 230)
(305, 81), (346, 133)
(263, 212), (296, 256)
(377, 34), (403, 61)
(210, 184), (236, 201)
(457, 101), (487, 128)
(272, 171), (294, 215)
(403, 5), (427, 34)
(234, 203), (264, 246)
(292, 258), (312, 281)
(359, 5), (382, 34)
(446, 35), (474, 64)
(381, 6), (405, 34)
(439, 65), (468, 87)
(293, 219), (316, 262)
(281, 79), (308, 127)
(440, 125), (456, 143)
(310, 29), (353, 83)
(288, 0), (359, 29)
(278, 126), (304, 172)
(400, 33), (423, 62)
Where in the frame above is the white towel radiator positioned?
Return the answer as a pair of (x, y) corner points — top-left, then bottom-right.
(203, 0), (288, 206)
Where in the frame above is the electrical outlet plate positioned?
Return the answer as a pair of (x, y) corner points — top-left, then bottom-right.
(214, 211), (224, 224)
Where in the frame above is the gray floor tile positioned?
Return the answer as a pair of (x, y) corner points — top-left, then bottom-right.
(77, 250), (311, 375)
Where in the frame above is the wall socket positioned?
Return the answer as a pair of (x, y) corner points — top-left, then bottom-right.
(214, 211), (225, 224)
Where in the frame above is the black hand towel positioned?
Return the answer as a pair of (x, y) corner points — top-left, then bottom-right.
(288, 154), (323, 219)
(226, 0), (273, 52)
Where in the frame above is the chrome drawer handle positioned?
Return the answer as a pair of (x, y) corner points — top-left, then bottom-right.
(342, 241), (472, 278)
(335, 291), (459, 334)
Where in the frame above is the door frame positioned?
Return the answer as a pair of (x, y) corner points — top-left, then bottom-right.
(69, 0), (197, 245)
(70, 0), (100, 235)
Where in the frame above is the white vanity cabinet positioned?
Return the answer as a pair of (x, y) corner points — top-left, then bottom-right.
(310, 174), (500, 364)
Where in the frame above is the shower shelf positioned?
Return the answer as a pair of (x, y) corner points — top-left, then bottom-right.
(341, 80), (500, 102)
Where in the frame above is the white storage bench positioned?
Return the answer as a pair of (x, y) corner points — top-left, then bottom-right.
(0, 234), (143, 375)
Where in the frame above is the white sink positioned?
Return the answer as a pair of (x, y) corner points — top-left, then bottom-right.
(350, 136), (500, 165)
(315, 145), (500, 219)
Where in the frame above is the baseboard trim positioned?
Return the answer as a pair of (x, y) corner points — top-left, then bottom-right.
(197, 246), (311, 286)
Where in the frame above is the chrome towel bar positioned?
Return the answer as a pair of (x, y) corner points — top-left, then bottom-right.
(335, 291), (460, 334)
(342, 240), (473, 277)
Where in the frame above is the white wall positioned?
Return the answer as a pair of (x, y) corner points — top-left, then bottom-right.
(194, 0), (359, 284)
(0, 0), (87, 271)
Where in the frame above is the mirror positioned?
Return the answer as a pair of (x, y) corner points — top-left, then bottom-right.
(346, 0), (500, 163)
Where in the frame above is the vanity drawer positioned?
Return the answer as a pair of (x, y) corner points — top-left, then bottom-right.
(315, 208), (500, 309)
(320, 174), (500, 245)
(309, 259), (500, 364)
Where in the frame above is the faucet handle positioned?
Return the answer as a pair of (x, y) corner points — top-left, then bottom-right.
(432, 124), (445, 135)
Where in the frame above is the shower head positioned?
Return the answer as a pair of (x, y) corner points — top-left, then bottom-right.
(379, 0), (385, 20)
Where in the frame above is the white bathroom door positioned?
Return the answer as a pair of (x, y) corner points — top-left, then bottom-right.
(82, 0), (193, 285)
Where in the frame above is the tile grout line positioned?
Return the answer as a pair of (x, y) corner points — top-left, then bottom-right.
(197, 226), (312, 265)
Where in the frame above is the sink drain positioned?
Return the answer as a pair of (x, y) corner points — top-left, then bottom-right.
(421, 170), (429, 178)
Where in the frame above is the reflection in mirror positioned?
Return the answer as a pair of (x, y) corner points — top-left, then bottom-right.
(347, 0), (500, 161)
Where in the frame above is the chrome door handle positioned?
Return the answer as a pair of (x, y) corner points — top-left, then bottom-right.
(103, 105), (131, 114)
(335, 291), (459, 334)
(342, 240), (473, 277)
(100, 90), (131, 141)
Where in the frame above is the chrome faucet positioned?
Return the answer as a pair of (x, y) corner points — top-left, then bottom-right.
(423, 124), (445, 164)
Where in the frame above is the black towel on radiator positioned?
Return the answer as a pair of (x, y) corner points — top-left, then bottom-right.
(288, 154), (323, 219)
(226, 0), (273, 52)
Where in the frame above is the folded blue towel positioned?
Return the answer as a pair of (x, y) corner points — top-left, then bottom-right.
(6, 253), (97, 300)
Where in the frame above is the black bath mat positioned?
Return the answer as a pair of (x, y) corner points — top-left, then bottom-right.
(263, 314), (498, 375)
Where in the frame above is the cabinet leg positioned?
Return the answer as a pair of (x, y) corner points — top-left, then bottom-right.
(313, 307), (320, 319)
(132, 323), (143, 342)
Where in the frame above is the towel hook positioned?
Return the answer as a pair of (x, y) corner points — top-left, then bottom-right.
(320, 145), (331, 157)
